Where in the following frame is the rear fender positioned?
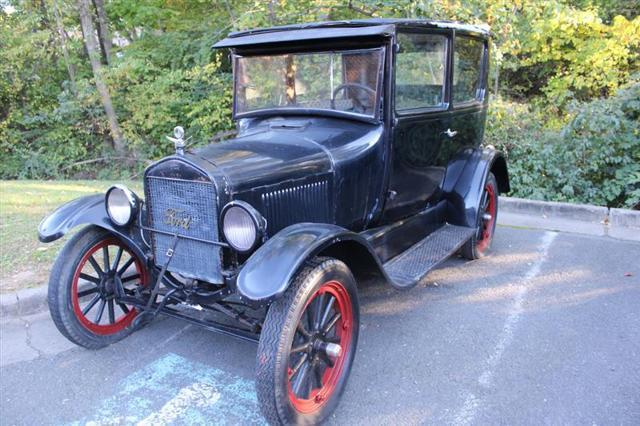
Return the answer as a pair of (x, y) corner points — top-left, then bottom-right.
(443, 148), (509, 228)
(236, 223), (387, 305)
(38, 194), (148, 260)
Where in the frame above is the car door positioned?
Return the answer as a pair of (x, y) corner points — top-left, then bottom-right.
(448, 34), (489, 152)
(384, 30), (451, 222)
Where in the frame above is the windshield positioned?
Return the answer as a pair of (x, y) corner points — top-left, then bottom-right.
(234, 47), (385, 119)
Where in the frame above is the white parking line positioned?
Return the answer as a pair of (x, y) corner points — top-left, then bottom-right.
(137, 382), (220, 426)
(453, 231), (557, 425)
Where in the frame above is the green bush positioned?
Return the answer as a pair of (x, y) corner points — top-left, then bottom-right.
(110, 58), (233, 159)
(487, 82), (640, 208)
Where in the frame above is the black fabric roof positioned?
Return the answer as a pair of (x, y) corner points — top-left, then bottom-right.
(213, 19), (489, 49)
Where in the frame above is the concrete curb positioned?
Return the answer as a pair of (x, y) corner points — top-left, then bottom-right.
(498, 196), (640, 241)
(1, 285), (48, 319)
(2, 197), (638, 319)
(609, 208), (640, 240)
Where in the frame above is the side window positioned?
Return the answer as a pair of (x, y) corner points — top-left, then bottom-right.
(453, 36), (485, 104)
(395, 33), (447, 112)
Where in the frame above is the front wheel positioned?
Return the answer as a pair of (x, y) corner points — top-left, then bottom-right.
(48, 226), (148, 349)
(256, 258), (360, 425)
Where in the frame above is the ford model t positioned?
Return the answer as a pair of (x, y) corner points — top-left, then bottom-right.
(39, 19), (509, 424)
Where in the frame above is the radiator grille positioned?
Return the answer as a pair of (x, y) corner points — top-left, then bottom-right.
(145, 175), (222, 283)
(261, 180), (330, 234)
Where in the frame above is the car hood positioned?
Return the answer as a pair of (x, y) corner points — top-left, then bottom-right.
(193, 118), (375, 193)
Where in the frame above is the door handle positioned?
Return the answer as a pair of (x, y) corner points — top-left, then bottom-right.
(444, 128), (458, 138)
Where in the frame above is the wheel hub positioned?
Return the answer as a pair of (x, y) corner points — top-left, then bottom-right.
(308, 335), (342, 359)
(70, 237), (147, 336)
(104, 277), (115, 294)
(101, 272), (120, 298)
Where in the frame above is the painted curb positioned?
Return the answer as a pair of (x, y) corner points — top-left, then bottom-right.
(499, 196), (640, 242)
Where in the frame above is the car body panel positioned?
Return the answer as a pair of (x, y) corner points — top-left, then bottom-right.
(444, 148), (508, 228)
(193, 117), (386, 232)
(235, 222), (387, 303)
(37, 194), (148, 261)
(385, 110), (450, 221)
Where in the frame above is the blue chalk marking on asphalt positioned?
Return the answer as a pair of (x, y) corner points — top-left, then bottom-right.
(70, 353), (266, 425)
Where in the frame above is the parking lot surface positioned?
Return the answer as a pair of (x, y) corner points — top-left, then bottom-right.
(1, 226), (639, 425)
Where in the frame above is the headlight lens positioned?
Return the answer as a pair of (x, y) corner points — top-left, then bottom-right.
(105, 185), (138, 226)
(221, 202), (263, 252)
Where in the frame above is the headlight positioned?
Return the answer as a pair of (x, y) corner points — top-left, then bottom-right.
(105, 185), (139, 226)
(221, 201), (265, 253)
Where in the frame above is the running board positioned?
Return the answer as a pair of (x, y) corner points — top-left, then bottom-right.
(383, 224), (476, 288)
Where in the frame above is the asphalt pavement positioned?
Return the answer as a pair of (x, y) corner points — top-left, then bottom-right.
(1, 226), (639, 425)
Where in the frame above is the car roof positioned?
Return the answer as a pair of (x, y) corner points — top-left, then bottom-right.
(213, 18), (490, 49)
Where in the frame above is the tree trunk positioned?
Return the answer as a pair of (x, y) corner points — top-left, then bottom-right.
(493, 61), (500, 97)
(37, 0), (59, 64)
(78, 0), (125, 153)
(92, 0), (112, 65)
(53, 0), (78, 95)
(37, 0), (51, 29)
(285, 55), (296, 105)
(268, 0), (277, 25)
(223, 0), (236, 21)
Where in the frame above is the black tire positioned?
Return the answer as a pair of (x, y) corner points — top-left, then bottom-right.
(461, 172), (499, 260)
(256, 258), (360, 425)
(48, 226), (148, 349)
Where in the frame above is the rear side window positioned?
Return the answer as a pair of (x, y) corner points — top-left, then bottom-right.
(453, 36), (485, 104)
(395, 33), (447, 112)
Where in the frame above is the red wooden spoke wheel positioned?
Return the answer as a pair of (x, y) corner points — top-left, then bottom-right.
(256, 258), (360, 425)
(476, 181), (497, 254)
(461, 172), (499, 260)
(70, 237), (147, 335)
(48, 227), (150, 349)
(287, 280), (354, 413)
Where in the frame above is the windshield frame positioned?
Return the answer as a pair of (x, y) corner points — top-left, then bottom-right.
(231, 46), (387, 123)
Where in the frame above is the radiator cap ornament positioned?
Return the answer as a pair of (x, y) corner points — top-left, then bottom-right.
(166, 126), (186, 155)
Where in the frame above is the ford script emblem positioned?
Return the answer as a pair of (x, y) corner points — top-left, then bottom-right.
(163, 208), (192, 230)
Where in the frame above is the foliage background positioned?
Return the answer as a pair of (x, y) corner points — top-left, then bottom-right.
(1, 0), (639, 208)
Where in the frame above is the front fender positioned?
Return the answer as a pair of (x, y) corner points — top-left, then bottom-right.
(236, 223), (379, 304)
(38, 194), (148, 260)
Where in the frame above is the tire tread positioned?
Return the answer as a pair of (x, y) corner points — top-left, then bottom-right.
(48, 226), (137, 349)
(256, 258), (358, 425)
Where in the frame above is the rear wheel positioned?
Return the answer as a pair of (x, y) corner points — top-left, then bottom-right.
(462, 172), (498, 259)
(48, 226), (148, 349)
(256, 258), (359, 425)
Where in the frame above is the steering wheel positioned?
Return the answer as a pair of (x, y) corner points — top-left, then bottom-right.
(331, 83), (376, 113)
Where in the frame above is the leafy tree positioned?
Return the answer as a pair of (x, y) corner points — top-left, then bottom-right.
(516, 9), (640, 109)
(0, 0), (638, 208)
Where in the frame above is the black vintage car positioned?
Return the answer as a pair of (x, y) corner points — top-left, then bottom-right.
(39, 19), (509, 425)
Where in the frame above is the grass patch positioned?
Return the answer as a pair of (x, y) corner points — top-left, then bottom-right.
(0, 180), (142, 293)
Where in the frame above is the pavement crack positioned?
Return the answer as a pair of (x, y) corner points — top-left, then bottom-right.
(18, 316), (45, 359)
